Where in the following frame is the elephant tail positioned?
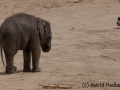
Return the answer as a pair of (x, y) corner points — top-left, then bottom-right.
(1, 44), (5, 67)
(0, 28), (5, 67)
(0, 25), (5, 67)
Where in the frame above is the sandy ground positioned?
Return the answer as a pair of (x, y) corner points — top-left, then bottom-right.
(0, 0), (120, 90)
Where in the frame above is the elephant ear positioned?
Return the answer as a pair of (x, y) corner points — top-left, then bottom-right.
(37, 21), (45, 40)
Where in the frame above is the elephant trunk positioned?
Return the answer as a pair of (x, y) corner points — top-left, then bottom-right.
(42, 44), (51, 52)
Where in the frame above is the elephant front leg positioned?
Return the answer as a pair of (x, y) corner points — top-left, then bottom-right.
(32, 46), (41, 72)
(23, 49), (31, 72)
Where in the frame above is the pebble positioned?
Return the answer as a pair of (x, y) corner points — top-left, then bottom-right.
(74, 0), (80, 3)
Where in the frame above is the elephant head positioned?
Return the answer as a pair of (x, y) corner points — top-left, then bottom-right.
(37, 19), (52, 52)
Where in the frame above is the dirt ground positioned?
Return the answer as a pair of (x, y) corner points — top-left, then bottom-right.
(0, 0), (120, 90)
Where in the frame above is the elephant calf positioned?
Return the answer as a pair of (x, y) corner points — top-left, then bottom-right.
(0, 13), (52, 74)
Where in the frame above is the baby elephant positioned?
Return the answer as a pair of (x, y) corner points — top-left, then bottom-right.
(0, 13), (52, 74)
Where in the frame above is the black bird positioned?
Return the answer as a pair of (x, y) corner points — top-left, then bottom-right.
(117, 17), (120, 29)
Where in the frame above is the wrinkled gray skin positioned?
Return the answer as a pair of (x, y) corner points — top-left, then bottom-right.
(0, 13), (52, 74)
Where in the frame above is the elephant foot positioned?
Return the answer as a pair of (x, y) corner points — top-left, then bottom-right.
(32, 67), (41, 72)
(23, 68), (31, 72)
(6, 70), (15, 74)
(6, 66), (17, 74)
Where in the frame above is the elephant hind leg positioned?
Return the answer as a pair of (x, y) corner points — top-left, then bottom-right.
(4, 49), (16, 74)
(23, 49), (31, 72)
(3, 35), (20, 74)
(3, 41), (18, 74)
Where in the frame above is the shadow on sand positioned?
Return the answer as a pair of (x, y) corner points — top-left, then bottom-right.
(0, 70), (23, 75)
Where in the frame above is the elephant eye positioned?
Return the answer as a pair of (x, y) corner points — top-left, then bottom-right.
(43, 26), (46, 33)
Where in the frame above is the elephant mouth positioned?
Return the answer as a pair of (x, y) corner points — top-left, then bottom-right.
(42, 45), (51, 52)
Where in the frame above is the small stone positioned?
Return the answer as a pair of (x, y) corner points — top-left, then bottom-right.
(74, 0), (80, 3)
(70, 27), (75, 30)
